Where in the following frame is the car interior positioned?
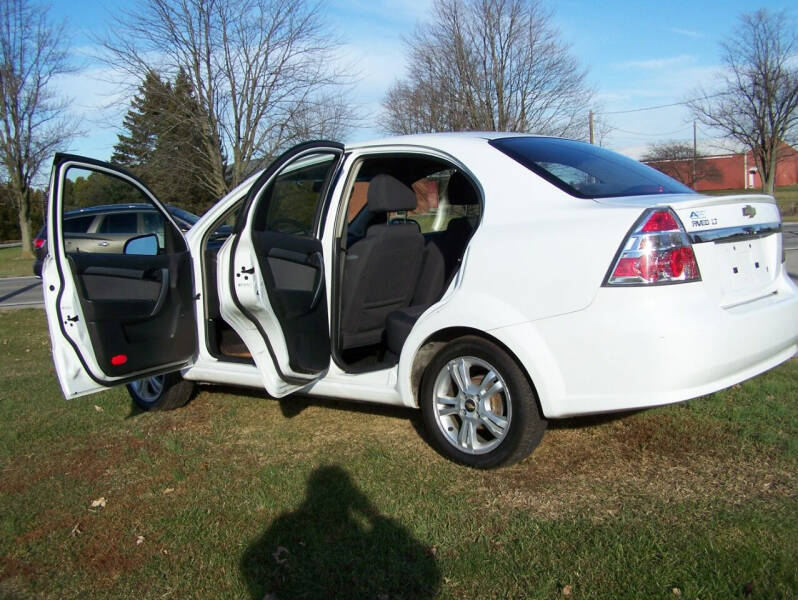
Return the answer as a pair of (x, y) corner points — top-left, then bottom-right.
(202, 153), (482, 374)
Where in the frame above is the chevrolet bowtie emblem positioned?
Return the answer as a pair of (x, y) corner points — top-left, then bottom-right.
(742, 205), (756, 219)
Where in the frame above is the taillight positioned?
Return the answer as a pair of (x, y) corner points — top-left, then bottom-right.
(33, 237), (45, 250)
(605, 208), (700, 285)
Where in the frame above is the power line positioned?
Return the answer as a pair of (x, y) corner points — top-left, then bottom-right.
(596, 93), (724, 116)
(612, 124), (693, 137)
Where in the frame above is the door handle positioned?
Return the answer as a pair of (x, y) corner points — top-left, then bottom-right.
(97, 241), (109, 247)
(149, 268), (170, 316)
(308, 252), (324, 311)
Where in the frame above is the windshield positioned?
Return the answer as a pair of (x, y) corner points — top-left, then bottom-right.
(167, 206), (201, 224)
(490, 137), (694, 199)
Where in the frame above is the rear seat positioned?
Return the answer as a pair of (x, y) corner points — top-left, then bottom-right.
(385, 173), (479, 356)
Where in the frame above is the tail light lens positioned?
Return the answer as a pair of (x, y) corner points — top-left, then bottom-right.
(605, 208), (700, 286)
(33, 237), (45, 250)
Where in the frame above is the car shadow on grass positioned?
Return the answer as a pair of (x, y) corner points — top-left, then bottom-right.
(240, 465), (440, 600)
(203, 384), (422, 424)
(548, 409), (646, 430)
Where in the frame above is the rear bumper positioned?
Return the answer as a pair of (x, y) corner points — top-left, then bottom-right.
(494, 271), (798, 418)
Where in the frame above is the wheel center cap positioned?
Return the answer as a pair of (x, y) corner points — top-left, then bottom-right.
(464, 398), (477, 412)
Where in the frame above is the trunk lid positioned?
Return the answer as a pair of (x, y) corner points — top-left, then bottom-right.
(598, 193), (783, 306)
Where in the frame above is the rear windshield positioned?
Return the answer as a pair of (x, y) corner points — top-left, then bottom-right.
(490, 137), (694, 199)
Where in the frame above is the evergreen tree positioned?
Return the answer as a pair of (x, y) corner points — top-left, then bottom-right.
(112, 71), (163, 170)
(113, 69), (218, 215)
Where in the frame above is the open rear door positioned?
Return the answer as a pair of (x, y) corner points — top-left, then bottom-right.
(43, 154), (197, 398)
(218, 141), (344, 397)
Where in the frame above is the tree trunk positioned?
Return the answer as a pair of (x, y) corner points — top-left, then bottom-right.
(15, 186), (34, 259)
(761, 153), (777, 196)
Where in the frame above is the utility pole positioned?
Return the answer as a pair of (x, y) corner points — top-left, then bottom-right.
(589, 110), (595, 144)
(692, 120), (697, 190)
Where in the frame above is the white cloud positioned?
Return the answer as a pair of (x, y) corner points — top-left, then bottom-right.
(614, 54), (695, 70)
(666, 27), (704, 38)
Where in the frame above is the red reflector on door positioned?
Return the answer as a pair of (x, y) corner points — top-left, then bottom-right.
(111, 354), (128, 366)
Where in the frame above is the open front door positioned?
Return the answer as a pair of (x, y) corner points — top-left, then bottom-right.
(43, 154), (197, 399)
(218, 141), (344, 397)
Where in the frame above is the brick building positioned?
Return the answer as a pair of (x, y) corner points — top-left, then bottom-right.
(645, 143), (798, 191)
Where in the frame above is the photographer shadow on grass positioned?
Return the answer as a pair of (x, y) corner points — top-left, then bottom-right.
(241, 465), (440, 600)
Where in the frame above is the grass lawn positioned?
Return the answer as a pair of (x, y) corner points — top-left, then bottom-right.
(0, 247), (34, 278)
(0, 309), (796, 599)
(704, 185), (798, 221)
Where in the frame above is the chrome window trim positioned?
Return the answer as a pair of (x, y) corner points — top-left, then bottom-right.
(690, 222), (782, 244)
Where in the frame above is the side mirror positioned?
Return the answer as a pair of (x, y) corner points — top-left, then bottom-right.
(124, 233), (159, 256)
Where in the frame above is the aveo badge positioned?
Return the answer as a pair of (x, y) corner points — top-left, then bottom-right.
(689, 210), (718, 228)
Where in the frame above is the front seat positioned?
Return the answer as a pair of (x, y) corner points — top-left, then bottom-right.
(340, 174), (425, 350)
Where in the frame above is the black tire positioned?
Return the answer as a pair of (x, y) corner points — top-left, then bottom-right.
(126, 372), (195, 412)
(420, 336), (547, 469)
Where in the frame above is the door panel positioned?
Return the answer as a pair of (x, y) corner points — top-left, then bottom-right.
(221, 141), (344, 395)
(43, 154), (197, 398)
(251, 231), (328, 372)
(67, 251), (195, 376)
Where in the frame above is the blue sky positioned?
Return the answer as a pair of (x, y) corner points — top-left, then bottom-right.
(50, 0), (798, 160)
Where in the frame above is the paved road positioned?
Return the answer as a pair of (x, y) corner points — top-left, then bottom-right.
(785, 223), (798, 282)
(784, 222), (798, 249)
(0, 276), (43, 309)
(0, 242), (21, 249)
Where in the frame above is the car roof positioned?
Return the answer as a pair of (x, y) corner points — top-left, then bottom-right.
(32, 204), (198, 238)
(63, 203), (154, 217)
(345, 131), (543, 151)
(63, 204), (193, 218)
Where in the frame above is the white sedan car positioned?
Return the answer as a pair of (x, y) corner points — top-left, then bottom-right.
(42, 133), (798, 468)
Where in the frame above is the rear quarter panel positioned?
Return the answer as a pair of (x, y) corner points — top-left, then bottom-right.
(396, 147), (646, 410)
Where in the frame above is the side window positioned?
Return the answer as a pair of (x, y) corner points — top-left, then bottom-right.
(254, 152), (339, 236)
(60, 166), (181, 255)
(141, 212), (166, 249)
(346, 181), (370, 224)
(389, 171), (480, 234)
(62, 215), (95, 233)
(98, 213), (138, 234)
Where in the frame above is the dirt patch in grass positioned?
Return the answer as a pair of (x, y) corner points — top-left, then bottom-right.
(16, 509), (77, 545)
(0, 556), (37, 580)
(474, 411), (796, 521)
(197, 389), (797, 526)
(222, 392), (429, 462)
(77, 522), (154, 583)
(135, 392), (227, 436)
(0, 434), (161, 496)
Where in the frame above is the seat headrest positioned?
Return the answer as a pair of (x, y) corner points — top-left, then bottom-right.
(447, 172), (479, 205)
(367, 174), (417, 212)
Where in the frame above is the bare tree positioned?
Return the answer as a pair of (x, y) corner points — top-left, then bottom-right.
(0, 0), (80, 256)
(593, 117), (614, 146)
(687, 9), (798, 194)
(642, 141), (722, 188)
(100, 0), (356, 197)
(382, 0), (593, 138)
